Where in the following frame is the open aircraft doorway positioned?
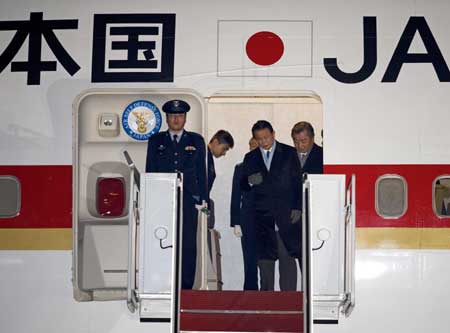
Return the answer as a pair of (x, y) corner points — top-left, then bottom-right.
(206, 91), (323, 292)
(178, 92), (325, 332)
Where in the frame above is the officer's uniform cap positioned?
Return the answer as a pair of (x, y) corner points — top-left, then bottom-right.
(162, 99), (190, 114)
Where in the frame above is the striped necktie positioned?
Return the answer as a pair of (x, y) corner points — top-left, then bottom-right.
(263, 150), (271, 170)
(300, 153), (307, 167)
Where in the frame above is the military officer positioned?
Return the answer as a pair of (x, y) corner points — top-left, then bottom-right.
(145, 99), (208, 290)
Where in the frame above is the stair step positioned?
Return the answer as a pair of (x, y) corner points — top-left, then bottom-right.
(180, 290), (303, 332)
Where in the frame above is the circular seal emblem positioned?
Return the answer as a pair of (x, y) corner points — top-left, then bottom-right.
(122, 100), (162, 141)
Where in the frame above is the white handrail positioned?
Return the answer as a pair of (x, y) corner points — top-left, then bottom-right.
(126, 168), (138, 313)
(197, 201), (209, 290)
(342, 174), (356, 316)
(302, 179), (314, 333)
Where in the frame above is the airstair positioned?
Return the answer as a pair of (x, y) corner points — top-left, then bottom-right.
(123, 150), (356, 333)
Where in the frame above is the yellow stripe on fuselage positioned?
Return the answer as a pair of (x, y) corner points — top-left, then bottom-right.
(0, 228), (72, 250)
(1, 228), (450, 250)
(357, 228), (450, 249)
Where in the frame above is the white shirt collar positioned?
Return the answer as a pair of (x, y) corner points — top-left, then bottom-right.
(169, 129), (184, 140)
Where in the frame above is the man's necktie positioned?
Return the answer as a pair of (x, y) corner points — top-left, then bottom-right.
(264, 150), (271, 170)
(300, 153), (307, 168)
(173, 134), (178, 145)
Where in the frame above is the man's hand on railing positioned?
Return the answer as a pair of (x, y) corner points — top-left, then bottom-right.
(233, 225), (243, 238)
(196, 201), (210, 216)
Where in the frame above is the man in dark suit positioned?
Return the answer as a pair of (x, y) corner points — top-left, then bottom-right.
(146, 99), (207, 290)
(207, 130), (234, 194)
(289, 122), (324, 290)
(207, 130), (234, 229)
(230, 137), (259, 290)
(291, 121), (323, 175)
(240, 120), (302, 291)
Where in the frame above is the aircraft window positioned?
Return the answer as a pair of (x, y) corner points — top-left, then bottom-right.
(0, 176), (21, 218)
(433, 176), (450, 218)
(375, 175), (407, 218)
(96, 177), (126, 217)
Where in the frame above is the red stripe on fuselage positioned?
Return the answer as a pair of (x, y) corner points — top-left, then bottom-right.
(325, 164), (450, 228)
(0, 166), (71, 228)
(1, 164), (449, 229)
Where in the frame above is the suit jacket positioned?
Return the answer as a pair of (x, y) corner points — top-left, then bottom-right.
(240, 141), (302, 224)
(240, 141), (302, 259)
(146, 130), (208, 203)
(231, 162), (258, 289)
(230, 163), (254, 230)
(207, 148), (216, 194)
(301, 143), (323, 175)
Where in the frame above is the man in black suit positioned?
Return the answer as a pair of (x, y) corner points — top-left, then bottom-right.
(207, 130), (234, 229)
(207, 130), (234, 194)
(230, 137), (259, 290)
(240, 120), (302, 291)
(291, 121), (323, 175)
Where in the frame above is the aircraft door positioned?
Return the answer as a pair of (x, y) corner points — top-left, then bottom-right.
(72, 89), (204, 305)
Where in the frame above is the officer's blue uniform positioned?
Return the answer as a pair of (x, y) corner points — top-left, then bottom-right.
(145, 100), (207, 290)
